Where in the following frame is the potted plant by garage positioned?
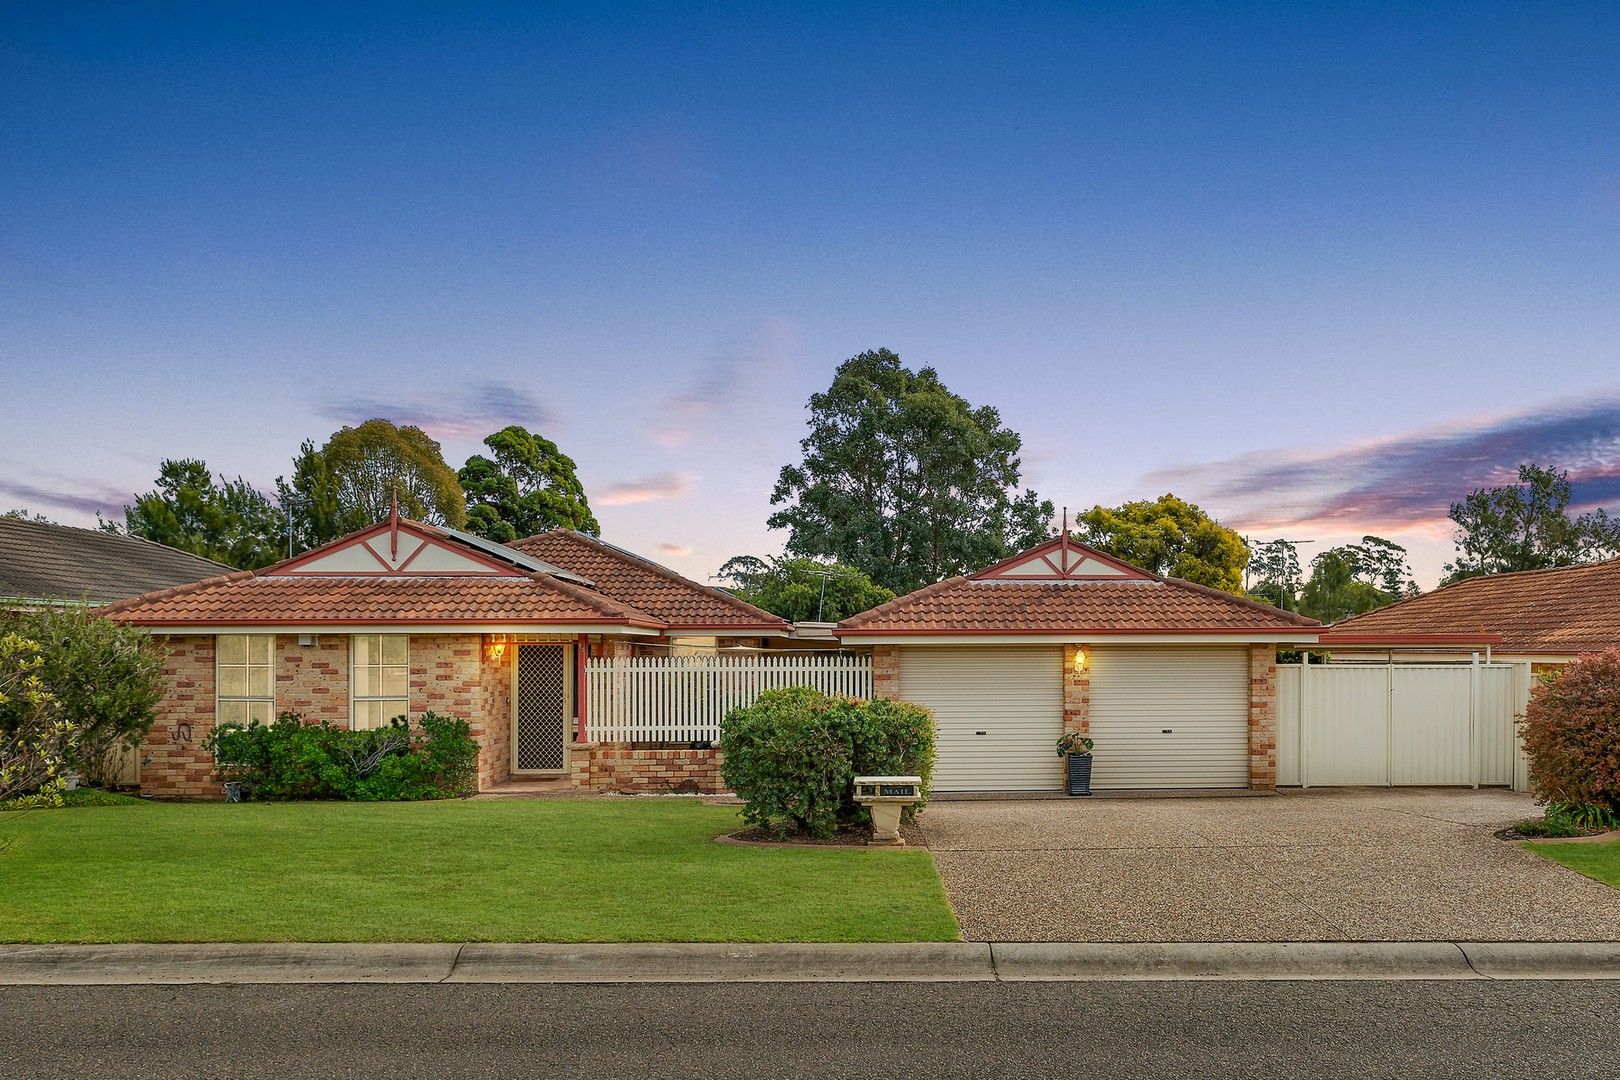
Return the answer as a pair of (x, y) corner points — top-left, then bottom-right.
(1057, 732), (1094, 796)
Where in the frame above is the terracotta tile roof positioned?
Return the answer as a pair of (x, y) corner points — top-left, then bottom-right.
(1331, 559), (1620, 655)
(97, 570), (663, 627)
(1, 517), (230, 605)
(510, 530), (789, 631)
(839, 576), (1319, 634)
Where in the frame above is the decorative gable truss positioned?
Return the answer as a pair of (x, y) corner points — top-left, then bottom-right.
(272, 520), (520, 577)
(971, 536), (1153, 582)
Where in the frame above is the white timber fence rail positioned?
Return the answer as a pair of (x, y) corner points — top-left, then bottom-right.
(1276, 659), (1532, 790)
(584, 653), (874, 744)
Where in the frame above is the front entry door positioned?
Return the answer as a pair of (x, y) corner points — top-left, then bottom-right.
(514, 644), (570, 773)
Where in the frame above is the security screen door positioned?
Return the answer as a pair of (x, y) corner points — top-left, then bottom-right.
(514, 644), (569, 773)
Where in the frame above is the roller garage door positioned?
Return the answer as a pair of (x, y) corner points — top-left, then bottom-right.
(899, 645), (1064, 792)
(1087, 646), (1250, 789)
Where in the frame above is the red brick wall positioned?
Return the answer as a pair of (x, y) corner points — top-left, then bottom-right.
(478, 638), (513, 790)
(139, 636), (219, 799)
(1249, 644), (1279, 790)
(275, 635), (349, 724)
(1063, 643), (1090, 735)
(578, 743), (724, 793)
(872, 645), (901, 700)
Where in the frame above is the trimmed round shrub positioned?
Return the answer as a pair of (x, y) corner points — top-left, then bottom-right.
(719, 687), (934, 838)
(1521, 650), (1620, 819)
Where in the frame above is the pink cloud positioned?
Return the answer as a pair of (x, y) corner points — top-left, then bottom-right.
(596, 472), (692, 506)
(658, 542), (693, 557)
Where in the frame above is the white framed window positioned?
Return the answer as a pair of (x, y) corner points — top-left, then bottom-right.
(216, 634), (275, 727)
(351, 634), (409, 729)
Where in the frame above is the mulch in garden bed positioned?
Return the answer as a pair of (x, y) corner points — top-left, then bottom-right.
(721, 819), (928, 848)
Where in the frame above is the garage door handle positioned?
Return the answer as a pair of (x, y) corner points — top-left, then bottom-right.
(1161, 729), (1173, 734)
(974, 730), (987, 736)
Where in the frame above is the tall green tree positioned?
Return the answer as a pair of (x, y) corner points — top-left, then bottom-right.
(1297, 547), (1394, 623)
(1444, 464), (1620, 583)
(1078, 494), (1249, 593)
(768, 349), (1053, 594)
(278, 419), (467, 549)
(1246, 538), (1303, 609)
(459, 425), (599, 542)
(1349, 535), (1417, 597)
(124, 459), (283, 569)
(719, 554), (895, 623)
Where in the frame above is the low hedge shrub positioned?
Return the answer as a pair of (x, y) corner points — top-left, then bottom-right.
(204, 710), (478, 801)
(1521, 649), (1620, 824)
(719, 687), (934, 838)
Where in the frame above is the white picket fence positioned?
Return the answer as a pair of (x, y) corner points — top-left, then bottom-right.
(583, 653), (873, 743)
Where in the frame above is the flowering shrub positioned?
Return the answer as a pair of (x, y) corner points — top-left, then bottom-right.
(1520, 650), (1620, 820)
(719, 687), (934, 838)
(205, 710), (478, 801)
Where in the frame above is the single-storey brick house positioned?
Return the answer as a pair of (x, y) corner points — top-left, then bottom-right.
(836, 534), (1323, 792)
(99, 512), (790, 797)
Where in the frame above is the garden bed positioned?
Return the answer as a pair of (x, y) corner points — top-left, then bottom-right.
(722, 819), (928, 848)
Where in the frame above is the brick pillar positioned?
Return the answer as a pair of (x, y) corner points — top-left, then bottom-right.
(1063, 644), (1090, 735)
(601, 637), (634, 660)
(1248, 644), (1278, 790)
(872, 645), (901, 700)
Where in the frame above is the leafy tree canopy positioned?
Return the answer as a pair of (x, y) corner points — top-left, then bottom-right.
(1297, 547), (1401, 623)
(279, 419), (467, 549)
(1, 509), (54, 524)
(124, 459), (284, 569)
(768, 348), (1053, 594)
(719, 554), (895, 623)
(459, 425), (599, 543)
(1444, 464), (1619, 583)
(1246, 538), (1303, 609)
(1077, 493), (1248, 593)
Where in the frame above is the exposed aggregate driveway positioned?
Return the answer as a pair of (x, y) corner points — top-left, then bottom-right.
(920, 788), (1620, 942)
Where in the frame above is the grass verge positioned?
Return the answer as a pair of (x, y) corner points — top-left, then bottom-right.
(1524, 839), (1620, 890)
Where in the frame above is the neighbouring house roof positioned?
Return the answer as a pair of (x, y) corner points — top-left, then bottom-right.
(97, 516), (666, 631)
(1330, 559), (1620, 656)
(0, 517), (231, 606)
(838, 535), (1320, 637)
(510, 530), (790, 633)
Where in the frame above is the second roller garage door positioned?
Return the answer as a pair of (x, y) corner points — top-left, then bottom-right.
(898, 645), (1064, 792)
(1087, 645), (1250, 789)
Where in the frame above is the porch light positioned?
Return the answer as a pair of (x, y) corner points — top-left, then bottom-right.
(486, 634), (509, 662)
(1073, 647), (1086, 671)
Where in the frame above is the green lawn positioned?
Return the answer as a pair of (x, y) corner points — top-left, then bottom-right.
(1526, 838), (1620, 890)
(0, 799), (959, 943)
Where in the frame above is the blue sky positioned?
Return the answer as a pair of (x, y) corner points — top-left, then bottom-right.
(4, 2), (1618, 587)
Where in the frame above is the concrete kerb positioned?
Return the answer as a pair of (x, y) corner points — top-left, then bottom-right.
(1, 942), (1617, 985)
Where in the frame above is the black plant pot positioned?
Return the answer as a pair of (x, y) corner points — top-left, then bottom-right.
(1066, 753), (1093, 796)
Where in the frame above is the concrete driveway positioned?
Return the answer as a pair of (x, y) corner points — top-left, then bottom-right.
(920, 789), (1620, 942)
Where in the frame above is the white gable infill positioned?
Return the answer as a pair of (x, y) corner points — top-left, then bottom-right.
(971, 537), (1154, 582)
(270, 520), (523, 577)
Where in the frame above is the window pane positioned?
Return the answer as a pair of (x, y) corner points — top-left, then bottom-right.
(352, 700), (375, 730)
(381, 636), (408, 665)
(383, 699), (408, 725)
(353, 635), (375, 667)
(247, 665), (273, 698)
(217, 635), (246, 665)
(219, 699), (247, 727)
(382, 666), (408, 697)
(353, 666), (375, 697)
(248, 700), (273, 725)
(218, 666), (246, 698)
(249, 635), (274, 664)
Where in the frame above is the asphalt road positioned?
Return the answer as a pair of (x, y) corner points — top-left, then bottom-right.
(4, 981), (1618, 1079)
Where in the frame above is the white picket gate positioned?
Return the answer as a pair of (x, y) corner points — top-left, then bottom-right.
(583, 653), (873, 744)
(1277, 661), (1532, 789)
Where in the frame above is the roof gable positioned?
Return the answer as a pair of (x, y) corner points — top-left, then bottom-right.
(972, 537), (1153, 581)
(269, 519), (526, 577)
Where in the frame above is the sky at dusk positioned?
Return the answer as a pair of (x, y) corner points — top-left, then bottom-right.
(4, 2), (1618, 589)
